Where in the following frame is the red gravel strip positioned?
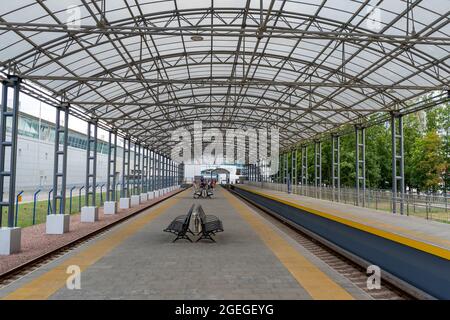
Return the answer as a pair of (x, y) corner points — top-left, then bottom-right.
(0, 190), (183, 275)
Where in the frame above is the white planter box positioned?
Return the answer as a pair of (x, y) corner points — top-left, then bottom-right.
(147, 192), (154, 200)
(140, 193), (148, 202)
(81, 206), (99, 222)
(130, 195), (140, 207)
(103, 201), (117, 215)
(119, 198), (130, 209)
(0, 227), (21, 255)
(46, 214), (70, 234)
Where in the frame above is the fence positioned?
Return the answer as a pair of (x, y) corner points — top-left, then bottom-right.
(1, 183), (123, 228)
(246, 181), (449, 223)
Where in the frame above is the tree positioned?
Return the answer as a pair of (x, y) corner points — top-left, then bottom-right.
(410, 132), (447, 192)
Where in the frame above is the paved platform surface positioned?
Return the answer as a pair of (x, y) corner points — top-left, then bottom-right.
(0, 187), (370, 300)
(236, 184), (450, 253)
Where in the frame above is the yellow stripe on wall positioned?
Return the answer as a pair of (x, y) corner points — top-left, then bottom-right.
(223, 189), (354, 300)
(2, 192), (185, 300)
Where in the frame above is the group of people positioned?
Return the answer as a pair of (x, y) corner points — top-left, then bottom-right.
(193, 177), (216, 198)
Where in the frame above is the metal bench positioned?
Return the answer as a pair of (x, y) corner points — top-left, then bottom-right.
(206, 185), (214, 198)
(196, 205), (223, 242)
(163, 204), (195, 242)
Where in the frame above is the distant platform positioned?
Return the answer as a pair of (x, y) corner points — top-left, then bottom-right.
(232, 184), (450, 299)
(0, 187), (369, 300)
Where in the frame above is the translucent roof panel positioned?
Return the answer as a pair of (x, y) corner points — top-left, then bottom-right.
(0, 0), (448, 153)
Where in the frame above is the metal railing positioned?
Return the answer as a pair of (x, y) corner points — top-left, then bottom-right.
(3, 184), (123, 228)
(246, 181), (449, 223)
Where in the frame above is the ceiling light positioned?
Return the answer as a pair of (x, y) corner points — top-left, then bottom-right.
(191, 35), (204, 41)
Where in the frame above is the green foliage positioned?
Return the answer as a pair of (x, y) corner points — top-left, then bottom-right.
(280, 99), (448, 192)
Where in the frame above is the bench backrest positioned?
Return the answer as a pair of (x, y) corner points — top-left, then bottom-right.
(197, 205), (207, 224)
(180, 204), (195, 234)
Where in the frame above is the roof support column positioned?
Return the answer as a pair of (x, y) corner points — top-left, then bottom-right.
(355, 126), (366, 207)
(106, 131), (117, 202)
(0, 76), (21, 254)
(291, 148), (297, 193)
(151, 150), (155, 192)
(156, 152), (160, 191)
(301, 145), (308, 196)
(142, 147), (148, 194)
(119, 137), (131, 209)
(314, 141), (322, 198)
(51, 103), (69, 216)
(121, 137), (130, 198)
(133, 143), (141, 195)
(81, 121), (99, 222)
(284, 153), (290, 193)
(332, 134), (340, 202)
(391, 113), (405, 215)
(104, 130), (118, 214)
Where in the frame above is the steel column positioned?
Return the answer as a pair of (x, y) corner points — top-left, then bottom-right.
(151, 150), (155, 191)
(106, 131), (117, 201)
(121, 137), (130, 198)
(291, 148), (297, 187)
(85, 121), (98, 207)
(156, 152), (160, 190)
(0, 76), (21, 227)
(314, 141), (322, 197)
(133, 144), (141, 195)
(300, 145), (307, 195)
(332, 135), (341, 202)
(52, 103), (69, 215)
(355, 126), (366, 207)
(391, 114), (405, 214)
(142, 147), (148, 193)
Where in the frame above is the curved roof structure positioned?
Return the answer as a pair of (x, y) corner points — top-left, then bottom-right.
(0, 0), (449, 153)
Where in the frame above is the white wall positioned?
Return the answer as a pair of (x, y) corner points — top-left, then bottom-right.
(11, 134), (128, 191)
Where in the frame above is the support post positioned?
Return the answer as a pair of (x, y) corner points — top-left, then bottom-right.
(104, 131), (117, 214)
(314, 141), (322, 197)
(0, 76), (22, 254)
(391, 113), (405, 214)
(301, 145), (308, 195)
(332, 134), (341, 202)
(291, 148), (297, 191)
(82, 120), (99, 222)
(355, 126), (366, 207)
(46, 103), (70, 234)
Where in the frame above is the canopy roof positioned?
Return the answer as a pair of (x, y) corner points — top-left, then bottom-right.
(0, 0), (449, 153)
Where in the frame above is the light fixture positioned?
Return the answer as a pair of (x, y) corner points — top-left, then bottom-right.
(190, 35), (204, 41)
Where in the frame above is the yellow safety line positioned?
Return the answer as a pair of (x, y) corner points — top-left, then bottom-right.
(223, 189), (354, 300)
(2, 191), (186, 300)
(235, 185), (450, 261)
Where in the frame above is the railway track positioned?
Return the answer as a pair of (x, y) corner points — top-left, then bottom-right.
(0, 188), (186, 290)
(228, 187), (414, 300)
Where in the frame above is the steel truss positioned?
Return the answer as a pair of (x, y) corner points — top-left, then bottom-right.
(0, 2), (447, 154)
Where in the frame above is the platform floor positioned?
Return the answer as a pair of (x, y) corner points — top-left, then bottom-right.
(0, 186), (370, 300)
(236, 184), (450, 254)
